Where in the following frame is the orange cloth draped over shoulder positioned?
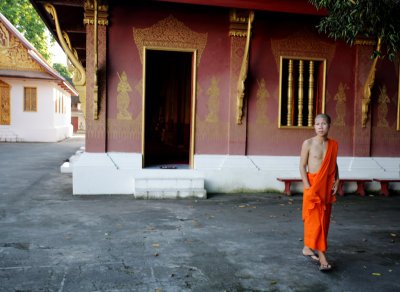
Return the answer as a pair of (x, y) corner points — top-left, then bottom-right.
(303, 138), (338, 252)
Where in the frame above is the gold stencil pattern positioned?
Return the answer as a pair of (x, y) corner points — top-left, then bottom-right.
(108, 112), (142, 140)
(333, 83), (348, 126)
(0, 23), (44, 72)
(256, 78), (270, 124)
(135, 79), (143, 96)
(196, 114), (228, 141)
(377, 85), (390, 128)
(117, 71), (132, 120)
(132, 15), (207, 66)
(205, 76), (220, 123)
(271, 30), (336, 72)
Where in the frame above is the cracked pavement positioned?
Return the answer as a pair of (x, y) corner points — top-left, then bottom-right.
(0, 136), (399, 292)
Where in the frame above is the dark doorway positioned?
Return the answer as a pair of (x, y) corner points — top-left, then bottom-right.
(144, 50), (192, 167)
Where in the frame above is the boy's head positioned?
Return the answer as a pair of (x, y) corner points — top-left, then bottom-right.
(314, 113), (331, 126)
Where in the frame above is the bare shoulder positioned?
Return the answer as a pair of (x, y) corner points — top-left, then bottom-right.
(301, 138), (313, 150)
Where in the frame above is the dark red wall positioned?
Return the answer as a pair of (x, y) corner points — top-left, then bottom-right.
(104, 1), (399, 157)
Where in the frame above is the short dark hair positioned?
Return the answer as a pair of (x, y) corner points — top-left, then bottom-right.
(315, 113), (331, 125)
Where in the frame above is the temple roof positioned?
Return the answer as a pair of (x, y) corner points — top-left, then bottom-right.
(29, 0), (325, 72)
(0, 12), (78, 96)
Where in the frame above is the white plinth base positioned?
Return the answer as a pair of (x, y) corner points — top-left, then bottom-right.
(72, 153), (400, 196)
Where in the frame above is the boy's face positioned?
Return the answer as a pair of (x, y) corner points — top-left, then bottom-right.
(314, 117), (330, 136)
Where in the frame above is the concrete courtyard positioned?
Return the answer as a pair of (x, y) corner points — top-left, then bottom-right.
(0, 136), (399, 292)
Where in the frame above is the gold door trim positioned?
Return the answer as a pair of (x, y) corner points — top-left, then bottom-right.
(142, 46), (198, 168)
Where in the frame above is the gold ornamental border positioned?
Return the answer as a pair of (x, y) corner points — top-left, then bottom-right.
(133, 15), (207, 67)
(142, 46), (198, 168)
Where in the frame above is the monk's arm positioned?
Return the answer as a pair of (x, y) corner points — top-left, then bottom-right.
(299, 140), (311, 189)
(332, 163), (339, 195)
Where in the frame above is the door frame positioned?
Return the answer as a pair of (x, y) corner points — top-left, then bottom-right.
(142, 46), (197, 168)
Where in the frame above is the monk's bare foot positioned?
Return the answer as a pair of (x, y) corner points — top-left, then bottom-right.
(317, 251), (332, 271)
(302, 246), (319, 261)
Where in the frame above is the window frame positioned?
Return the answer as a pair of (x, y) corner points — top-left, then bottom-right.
(23, 87), (37, 112)
(278, 56), (327, 129)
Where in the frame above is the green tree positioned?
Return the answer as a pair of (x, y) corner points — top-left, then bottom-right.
(0, 0), (54, 61)
(53, 63), (71, 79)
(309, 0), (400, 60)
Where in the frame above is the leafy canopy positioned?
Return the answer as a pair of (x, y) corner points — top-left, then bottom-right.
(309, 0), (400, 60)
(53, 63), (71, 79)
(0, 0), (54, 61)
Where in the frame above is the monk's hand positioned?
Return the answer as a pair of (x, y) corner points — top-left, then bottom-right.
(332, 180), (339, 195)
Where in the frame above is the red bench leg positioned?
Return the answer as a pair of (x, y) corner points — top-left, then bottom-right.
(379, 182), (390, 197)
(355, 182), (366, 196)
(338, 181), (345, 196)
(284, 182), (292, 196)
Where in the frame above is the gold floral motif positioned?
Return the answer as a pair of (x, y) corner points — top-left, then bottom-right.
(0, 23), (44, 72)
(333, 83), (348, 127)
(256, 79), (270, 124)
(116, 71), (132, 120)
(377, 85), (390, 128)
(205, 76), (220, 123)
(132, 15), (207, 66)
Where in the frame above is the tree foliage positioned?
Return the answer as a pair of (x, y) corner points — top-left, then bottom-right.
(309, 0), (400, 60)
(53, 63), (71, 79)
(0, 0), (54, 61)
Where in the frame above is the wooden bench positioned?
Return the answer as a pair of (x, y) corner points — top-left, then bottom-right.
(337, 179), (372, 196)
(276, 178), (302, 196)
(277, 177), (372, 196)
(373, 179), (400, 197)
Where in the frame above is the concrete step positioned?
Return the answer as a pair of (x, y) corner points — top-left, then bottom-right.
(134, 170), (207, 199)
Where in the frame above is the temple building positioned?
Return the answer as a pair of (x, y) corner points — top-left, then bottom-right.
(0, 13), (77, 142)
(30, 0), (400, 197)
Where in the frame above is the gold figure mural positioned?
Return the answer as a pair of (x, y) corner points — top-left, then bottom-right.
(205, 76), (220, 123)
(256, 78), (270, 124)
(377, 85), (390, 128)
(0, 23), (44, 72)
(116, 71), (133, 120)
(133, 15), (207, 66)
(333, 83), (348, 127)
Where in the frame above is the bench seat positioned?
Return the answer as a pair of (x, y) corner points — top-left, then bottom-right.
(277, 177), (372, 196)
(373, 179), (400, 197)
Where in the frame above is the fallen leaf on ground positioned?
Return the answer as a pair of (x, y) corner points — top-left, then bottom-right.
(390, 233), (397, 237)
(65, 237), (71, 240)
(154, 252), (159, 257)
(280, 204), (285, 206)
(147, 227), (155, 230)
(152, 244), (160, 247)
(104, 233), (109, 236)
(239, 205), (246, 208)
(362, 238), (367, 242)
(117, 224), (123, 227)
(189, 205), (194, 208)
(389, 269), (392, 272)
(369, 195), (374, 197)
(299, 238), (303, 241)
(270, 281), (277, 285)
(196, 223), (201, 226)
(270, 215), (276, 218)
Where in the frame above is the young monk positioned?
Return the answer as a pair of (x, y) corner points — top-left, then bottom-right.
(299, 113), (339, 271)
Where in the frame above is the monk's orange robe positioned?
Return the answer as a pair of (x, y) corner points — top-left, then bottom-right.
(303, 139), (338, 252)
